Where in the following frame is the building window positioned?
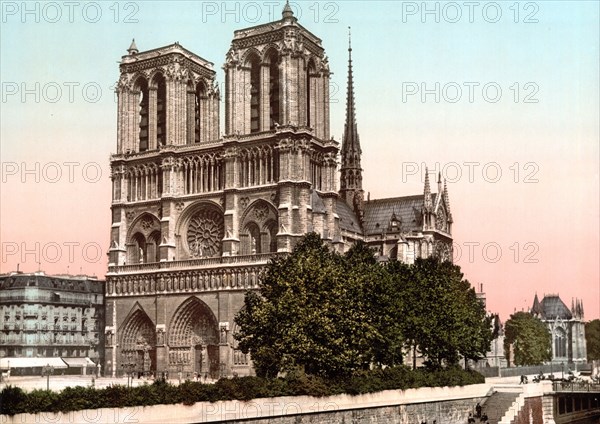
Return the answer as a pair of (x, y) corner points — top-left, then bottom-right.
(268, 52), (280, 130)
(136, 78), (149, 152)
(249, 56), (260, 133)
(554, 327), (567, 358)
(155, 74), (167, 146)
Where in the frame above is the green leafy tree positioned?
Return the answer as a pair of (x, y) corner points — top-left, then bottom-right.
(235, 233), (378, 378)
(585, 319), (600, 360)
(395, 258), (492, 369)
(504, 312), (551, 366)
(236, 234), (493, 377)
(344, 241), (399, 367)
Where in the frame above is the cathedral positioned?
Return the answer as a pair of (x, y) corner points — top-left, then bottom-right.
(104, 3), (453, 378)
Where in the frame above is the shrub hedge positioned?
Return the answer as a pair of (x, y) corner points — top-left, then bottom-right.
(0, 366), (484, 416)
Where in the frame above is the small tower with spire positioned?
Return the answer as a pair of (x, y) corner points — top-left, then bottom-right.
(339, 27), (364, 222)
(282, 0), (296, 21)
(127, 39), (138, 55)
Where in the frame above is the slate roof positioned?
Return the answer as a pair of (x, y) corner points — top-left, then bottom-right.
(311, 191), (327, 214)
(336, 199), (362, 234)
(0, 274), (103, 293)
(537, 295), (573, 320)
(362, 195), (432, 236)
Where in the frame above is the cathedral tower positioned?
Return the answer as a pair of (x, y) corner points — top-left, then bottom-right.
(221, 3), (340, 253)
(104, 4), (342, 379)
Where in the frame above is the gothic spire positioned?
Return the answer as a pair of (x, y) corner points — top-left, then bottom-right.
(423, 168), (433, 212)
(443, 179), (452, 217)
(340, 26), (363, 213)
(342, 26), (360, 160)
(531, 293), (542, 316)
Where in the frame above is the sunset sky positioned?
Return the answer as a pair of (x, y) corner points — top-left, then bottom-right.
(1, 1), (598, 322)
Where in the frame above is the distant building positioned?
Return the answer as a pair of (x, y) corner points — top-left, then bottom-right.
(531, 294), (587, 364)
(0, 272), (104, 374)
(473, 285), (506, 369)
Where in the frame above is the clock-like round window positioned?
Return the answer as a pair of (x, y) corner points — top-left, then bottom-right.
(186, 209), (224, 258)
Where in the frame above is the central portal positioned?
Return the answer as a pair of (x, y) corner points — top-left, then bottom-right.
(167, 297), (219, 374)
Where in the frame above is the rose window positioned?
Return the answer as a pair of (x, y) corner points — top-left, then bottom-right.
(186, 209), (224, 258)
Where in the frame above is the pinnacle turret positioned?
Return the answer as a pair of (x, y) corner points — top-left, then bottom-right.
(282, 0), (295, 20)
(423, 168), (433, 212)
(127, 38), (138, 55)
(443, 179), (452, 217)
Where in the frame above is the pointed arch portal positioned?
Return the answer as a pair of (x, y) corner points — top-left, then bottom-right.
(120, 308), (156, 375)
(168, 297), (219, 376)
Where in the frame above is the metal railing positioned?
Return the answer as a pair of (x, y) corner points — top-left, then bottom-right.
(552, 381), (600, 392)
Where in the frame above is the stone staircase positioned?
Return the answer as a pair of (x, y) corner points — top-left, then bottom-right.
(480, 390), (524, 424)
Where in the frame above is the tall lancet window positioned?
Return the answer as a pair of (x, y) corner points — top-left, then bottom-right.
(554, 328), (567, 358)
(154, 74), (167, 146)
(268, 51), (280, 130)
(248, 54), (261, 133)
(306, 60), (316, 128)
(136, 78), (149, 152)
(195, 82), (207, 143)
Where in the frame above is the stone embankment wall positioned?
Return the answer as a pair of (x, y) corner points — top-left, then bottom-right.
(1, 384), (491, 424)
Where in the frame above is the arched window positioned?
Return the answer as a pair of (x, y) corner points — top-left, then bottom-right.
(306, 60), (316, 128)
(554, 328), (567, 358)
(131, 233), (146, 264)
(266, 221), (278, 253)
(147, 231), (161, 263)
(248, 55), (261, 133)
(135, 78), (149, 152)
(195, 82), (207, 143)
(247, 223), (261, 254)
(268, 52), (280, 130)
(155, 74), (167, 146)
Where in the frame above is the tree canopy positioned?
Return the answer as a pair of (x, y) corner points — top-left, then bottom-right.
(585, 319), (600, 361)
(235, 233), (493, 378)
(504, 311), (552, 366)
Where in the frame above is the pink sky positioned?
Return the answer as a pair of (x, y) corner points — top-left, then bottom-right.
(1, 1), (598, 323)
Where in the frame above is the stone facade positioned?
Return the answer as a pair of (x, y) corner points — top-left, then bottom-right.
(0, 272), (104, 368)
(105, 5), (454, 377)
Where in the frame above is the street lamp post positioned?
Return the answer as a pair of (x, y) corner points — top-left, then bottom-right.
(41, 364), (54, 391)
